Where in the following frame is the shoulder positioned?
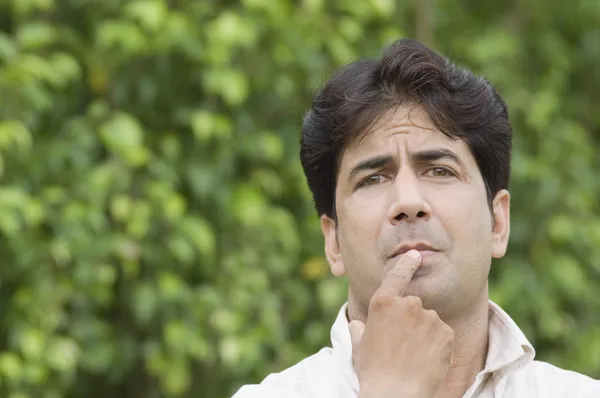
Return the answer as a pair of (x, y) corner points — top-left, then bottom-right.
(231, 347), (341, 398)
(514, 360), (600, 397)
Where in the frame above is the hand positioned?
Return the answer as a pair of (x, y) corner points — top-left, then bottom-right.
(350, 250), (455, 398)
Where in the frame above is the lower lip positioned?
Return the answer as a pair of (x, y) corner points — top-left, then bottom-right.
(413, 251), (438, 276)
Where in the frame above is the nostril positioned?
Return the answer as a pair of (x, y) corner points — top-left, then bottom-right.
(393, 211), (427, 222)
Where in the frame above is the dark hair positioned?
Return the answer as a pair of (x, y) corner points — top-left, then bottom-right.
(300, 38), (512, 218)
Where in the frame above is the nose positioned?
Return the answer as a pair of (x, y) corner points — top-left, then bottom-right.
(386, 173), (432, 225)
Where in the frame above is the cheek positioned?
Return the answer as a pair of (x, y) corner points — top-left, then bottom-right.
(349, 190), (388, 220)
(432, 187), (492, 245)
(337, 194), (388, 254)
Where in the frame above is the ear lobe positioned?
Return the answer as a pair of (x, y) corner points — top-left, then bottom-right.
(491, 189), (510, 259)
(320, 214), (345, 276)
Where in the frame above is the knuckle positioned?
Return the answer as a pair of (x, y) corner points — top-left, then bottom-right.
(371, 294), (394, 311)
(424, 309), (439, 319)
(403, 295), (423, 308)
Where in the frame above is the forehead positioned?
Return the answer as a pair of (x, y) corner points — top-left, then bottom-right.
(340, 105), (472, 166)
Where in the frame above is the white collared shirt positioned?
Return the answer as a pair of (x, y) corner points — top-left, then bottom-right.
(232, 300), (600, 397)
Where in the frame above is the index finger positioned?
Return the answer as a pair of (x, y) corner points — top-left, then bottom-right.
(373, 249), (423, 298)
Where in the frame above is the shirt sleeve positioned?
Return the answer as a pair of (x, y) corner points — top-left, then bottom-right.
(570, 375), (600, 398)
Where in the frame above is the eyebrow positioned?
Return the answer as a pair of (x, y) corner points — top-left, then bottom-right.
(346, 148), (466, 184)
(413, 148), (464, 167)
(347, 155), (395, 183)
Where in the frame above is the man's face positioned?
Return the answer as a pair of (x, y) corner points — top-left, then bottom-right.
(321, 105), (510, 322)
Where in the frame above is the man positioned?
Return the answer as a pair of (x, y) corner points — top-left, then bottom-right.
(232, 38), (600, 397)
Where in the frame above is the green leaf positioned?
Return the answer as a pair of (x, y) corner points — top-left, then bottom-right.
(100, 112), (150, 166)
(125, 0), (168, 31)
(49, 52), (82, 87)
(230, 185), (267, 227)
(258, 131), (284, 163)
(45, 338), (80, 373)
(0, 33), (18, 61)
(190, 110), (216, 142)
(133, 282), (158, 325)
(110, 195), (133, 222)
(210, 308), (243, 334)
(163, 193), (186, 222)
(16, 22), (58, 49)
(12, 0), (55, 16)
(97, 20), (147, 53)
(0, 120), (32, 152)
(162, 356), (190, 395)
(203, 68), (249, 106)
(164, 321), (187, 352)
(180, 217), (215, 258)
(19, 328), (45, 361)
(372, 0), (395, 16)
(549, 254), (589, 300)
(219, 336), (242, 366)
(168, 236), (194, 265)
(207, 11), (258, 47)
(157, 271), (186, 301)
(0, 353), (23, 381)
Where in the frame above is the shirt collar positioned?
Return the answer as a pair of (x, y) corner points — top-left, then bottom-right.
(485, 300), (535, 375)
(330, 300), (536, 393)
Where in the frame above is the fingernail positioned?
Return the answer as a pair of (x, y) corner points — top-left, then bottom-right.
(406, 250), (421, 259)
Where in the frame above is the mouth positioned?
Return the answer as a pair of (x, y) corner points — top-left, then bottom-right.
(389, 242), (438, 259)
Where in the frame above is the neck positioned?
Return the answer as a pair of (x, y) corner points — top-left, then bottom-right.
(433, 296), (490, 398)
(346, 290), (491, 398)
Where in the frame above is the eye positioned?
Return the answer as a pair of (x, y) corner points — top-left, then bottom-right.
(425, 167), (456, 178)
(358, 174), (386, 188)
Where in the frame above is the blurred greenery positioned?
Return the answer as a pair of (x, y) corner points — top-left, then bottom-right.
(0, 0), (599, 397)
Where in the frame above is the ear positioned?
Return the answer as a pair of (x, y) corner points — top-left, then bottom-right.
(491, 189), (510, 259)
(320, 214), (345, 276)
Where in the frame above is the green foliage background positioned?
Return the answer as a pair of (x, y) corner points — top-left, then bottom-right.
(0, 0), (599, 397)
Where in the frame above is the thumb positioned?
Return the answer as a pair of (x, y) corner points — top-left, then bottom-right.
(349, 320), (365, 349)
